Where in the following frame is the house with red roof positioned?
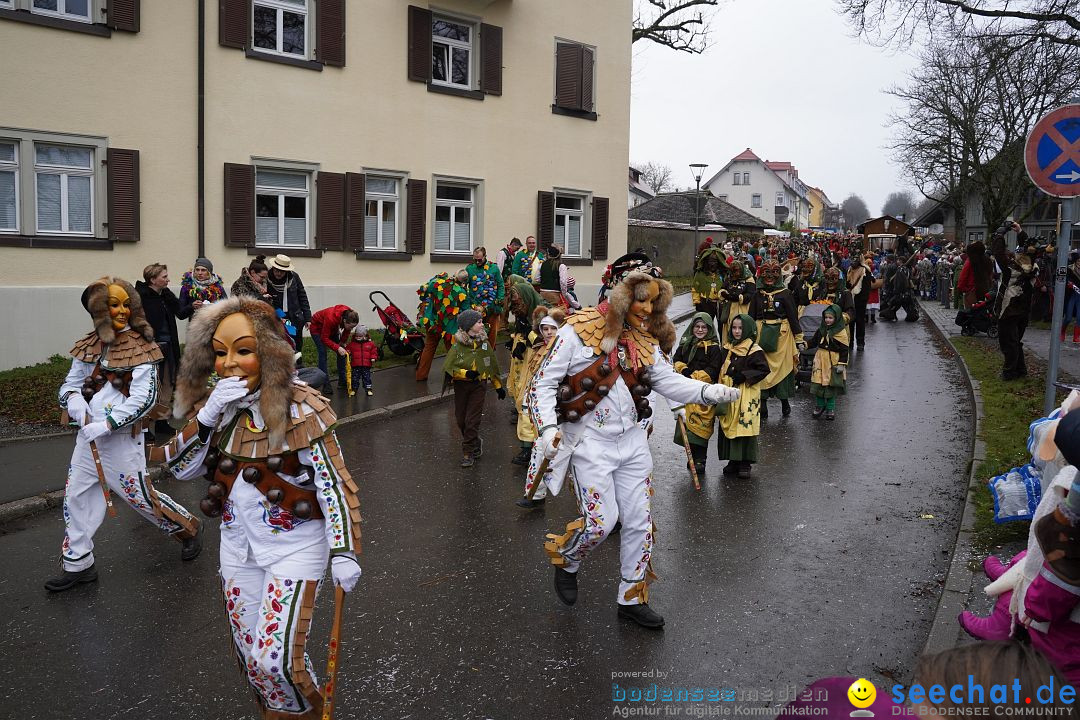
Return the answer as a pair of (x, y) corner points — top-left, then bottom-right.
(702, 148), (813, 230)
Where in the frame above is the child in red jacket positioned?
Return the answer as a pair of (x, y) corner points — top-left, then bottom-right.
(347, 325), (379, 396)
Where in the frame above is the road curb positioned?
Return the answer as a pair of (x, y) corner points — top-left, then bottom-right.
(918, 299), (985, 654)
(0, 490), (65, 524)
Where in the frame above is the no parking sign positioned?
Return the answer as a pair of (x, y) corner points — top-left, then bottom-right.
(1025, 104), (1080, 198)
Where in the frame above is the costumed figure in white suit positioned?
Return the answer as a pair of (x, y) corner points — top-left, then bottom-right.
(47, 277), (202, 592)
(154, 297), (361, 719)
(531, 254), (739, 628)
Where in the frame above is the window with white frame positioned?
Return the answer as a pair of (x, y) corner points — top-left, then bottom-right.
(255, 169), (309, 247)
(0, 142), (17, 233)
(364, 176), (399, 251)
(732, 173), (740, 186)
(743, 172), (750, 184)
(751, 194), (762, 208)
(554, 193), (586, 258)
(35, 144), (93, 235)
(776, 192), (785, 207)
(252, 0), (308, 58)
(434, 182), (475, 253)
(31, 0), (91, 22)
(431, 15), (473, 89)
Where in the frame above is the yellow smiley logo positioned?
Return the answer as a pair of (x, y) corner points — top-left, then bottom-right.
(848, 678), (877, 709)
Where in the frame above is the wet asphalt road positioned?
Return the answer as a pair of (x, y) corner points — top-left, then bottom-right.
(0, 315), (972, 719)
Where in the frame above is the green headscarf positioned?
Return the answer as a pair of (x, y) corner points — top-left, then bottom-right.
(727, 313), (757, 346)
(821, 303), (847, 337)
(678, 312), (719, 365)
(506, 273), (544, 318)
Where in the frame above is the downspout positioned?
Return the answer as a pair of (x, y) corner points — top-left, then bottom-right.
(197, 0), (206, 257)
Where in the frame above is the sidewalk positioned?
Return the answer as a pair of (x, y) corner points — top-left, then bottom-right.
(0, 293), (695, 510)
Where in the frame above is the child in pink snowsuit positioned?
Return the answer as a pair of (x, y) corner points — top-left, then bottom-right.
(960, 402), (1080, 687)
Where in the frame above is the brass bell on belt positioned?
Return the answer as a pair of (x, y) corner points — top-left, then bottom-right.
(110, 377), (125, 389)
(584, 399), (596, 411)
(631, 384), (648, 397)
(217, 457), (237, 475)
(242, 467), (261, 484)
(598, 362), (612, 376)
(580, 376), (595, 391)
(200, 497), (222, 517)
(207, 482), (227, 499)
(557, 384), (572, 401)
(639, 405), (653, 419)
(81, 388), (95, 402)
(566, 410), (581, 423)
(266, 456), (284, 472)
(293, 500), (313, 519)
(266, 487), (285, 504)
(596, 385), (609, 397)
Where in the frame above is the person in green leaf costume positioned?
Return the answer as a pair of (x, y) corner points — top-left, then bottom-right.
(415, 272), (470, 381)
(466, 246), (505, 346)
(444, 309), (506, 468)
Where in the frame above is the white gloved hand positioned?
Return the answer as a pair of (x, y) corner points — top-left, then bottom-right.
(703, 383), (740, 405)
(196, 376), (250, 427)
(536, 427), (560, 460)
(331, 554), (362, 592)
(79, 421), (111, 443)
(66, 396), (89, 426)
(672, 406), (687, 421)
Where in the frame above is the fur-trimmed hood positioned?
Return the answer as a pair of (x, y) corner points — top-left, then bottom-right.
(602, 271), (676, 355)
(81, 276), (154, 345)
(173, 296), (297, 450)
(531, 305), (567, 333)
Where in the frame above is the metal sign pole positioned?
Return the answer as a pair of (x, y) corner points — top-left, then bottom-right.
(1046, 198), (1075, 414)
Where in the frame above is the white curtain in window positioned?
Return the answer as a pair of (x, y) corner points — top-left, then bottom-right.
(454, 207), (470, 251)
(567, 216), (581, 256)
(36, 173), (61, 231)
(36, 145), (91, 168)
(0, 171), (15, 230)
(434, 206), (451, 250)
(256, 217), (278, 245)
(364, 215), (378, 248)
(284, 217), (306, 245)
(67, 174), (91, 232)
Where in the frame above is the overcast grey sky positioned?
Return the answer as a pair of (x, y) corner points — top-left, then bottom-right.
(629, 0), (920, 214)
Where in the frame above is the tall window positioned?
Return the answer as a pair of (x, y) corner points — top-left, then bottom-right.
(253, 0), (308, 58)
(255, 169), (309, 247)
(751, 194), (762, 208)
(776, 192), (785, 207)
(0, 142), (16, 233)
(35, 144), (93, 235)
(364, 176), (399, 251)
(732, 173), (740, 186)
(434, 182), (474, 253)
(743, 172), (750, 184)
(31, 0), (91, 22)
(432, 16), (472, 89)
(554, 193), (585, 257)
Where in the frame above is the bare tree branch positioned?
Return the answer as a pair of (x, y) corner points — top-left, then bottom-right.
(632, 0), (722, 54)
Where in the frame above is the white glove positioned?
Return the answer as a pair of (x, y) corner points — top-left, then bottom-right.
(79, 421), (111, 443)
(196, 376), (250, 427)
(331, 554), (362, 592)
(66, 395), (89, 426)
(703, 383), (740, 405)
(536, 427), (560, 460)
(672, 406), (687, 421)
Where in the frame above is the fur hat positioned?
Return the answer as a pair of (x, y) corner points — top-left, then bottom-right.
(80, 276), (154, 345)
(173, 296), (298, 450)
(602, 270), (675, 355)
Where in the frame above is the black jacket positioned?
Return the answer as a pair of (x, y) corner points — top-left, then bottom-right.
(718, 345), (770, 387)
(807, 327), (850, 365)
(134, 280), (191, 380)
(750, 286), (800, 329)
(673, 340), (722, 383)
(267, 272), (312, 325)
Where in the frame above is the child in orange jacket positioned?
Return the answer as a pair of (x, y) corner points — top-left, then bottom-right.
(346, 325), (379, 396)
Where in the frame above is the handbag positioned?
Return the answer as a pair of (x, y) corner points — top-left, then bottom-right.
(758, 321), (781, 353)
(828, 362), (846, 389)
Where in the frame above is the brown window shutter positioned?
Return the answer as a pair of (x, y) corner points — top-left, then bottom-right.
(106, 148), (140, 242)
(219, 0), (248, 49)
(345, 172), (366, 251)
(555, 43), (583, 110)
(316, 0), (346, 67)
(316, 171), (346, 251)
(581, 46), (595, 112)
(537, 191), (554, 250)
(480, 23), (502, 96)
(106, 0), (140, 32)
(223, 163), (255, 248)
(592, 196), (609, 261)
(406, 179), (427, 254)
(407, 5), (432, 83)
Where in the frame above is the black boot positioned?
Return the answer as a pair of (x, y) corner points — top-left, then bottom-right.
(693, 461), (706, 477)
(737, 462), (752, 479)
(722, 462), (739, 476)
(515, 495), (546, 510)
(181, 522), (203, 561)
(44, 564), (99, 592)
(511, 446), (531, 466)
(780, 399), (791, 417)
(321, 383), (334, 397)
(760, 400), (769, 420)
(554, 567), (578, 605)
(617, 603), (665, 629)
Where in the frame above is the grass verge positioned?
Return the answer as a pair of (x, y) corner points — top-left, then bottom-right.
(0, 355), (71, 428)
(666, 275), (692, 295)
(950, 336), (1046, 551)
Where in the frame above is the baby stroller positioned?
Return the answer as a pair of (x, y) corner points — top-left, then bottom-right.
(796, 304), (824, 384)
(369, 291), (425, 357)
(955, 293), (998, 337)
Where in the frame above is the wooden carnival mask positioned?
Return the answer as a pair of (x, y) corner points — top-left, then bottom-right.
(628, 280), (660, 332)
(107, 284), (131, 332)
(213, 312), (261, 392)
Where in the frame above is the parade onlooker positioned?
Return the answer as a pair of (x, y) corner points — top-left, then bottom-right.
(466, 246), (506, 346)
(230, 254), (274, 305)
(716, 314), (770, 479)
(510, 235), (545, 285)
(1062, 253), (1080, 344)
(864, 254), (881, 323)
(135, 263), (190, 437)
(808, 304), (849, 420)
(957, 240), (993, 309)
(537, 245), (581, 310)
(671, 313), (723, 476)
(309, 304), (359, 396)
(992, 223), (1035, 381)
(265, 254), (312, 356)
(347, 324), (379, 396)
(444, 309), (505, 468)
(179, 257), (227, 315)
(495, 237), (522, 283)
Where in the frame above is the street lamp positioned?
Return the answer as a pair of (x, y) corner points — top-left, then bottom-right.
(690, 163), (708, 249)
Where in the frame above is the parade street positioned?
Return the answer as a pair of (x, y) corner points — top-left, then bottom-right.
(0, 317), (972, 719)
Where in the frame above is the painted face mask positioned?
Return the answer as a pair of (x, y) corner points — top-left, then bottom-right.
(108, 284), (131, 331)
(213, 312), (261, 392)
(628, 280), (659, 332)
(761, 263), (781, 285)
(800, 259), (816, 277)
(726, 261), (744, 286)
(825, 268), (841, 291)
